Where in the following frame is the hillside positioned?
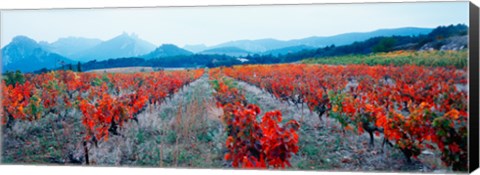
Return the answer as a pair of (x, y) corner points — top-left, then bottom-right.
(2, 36), (74, 73)
(142, 44), (193, 59)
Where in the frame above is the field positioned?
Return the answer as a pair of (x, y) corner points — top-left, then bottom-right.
(0, 50), (469, 172)
(302, 50), (468, 69)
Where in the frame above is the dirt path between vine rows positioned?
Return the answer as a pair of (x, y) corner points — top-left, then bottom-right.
(87, 74), (227, 168)
(233, 79), (443, 172)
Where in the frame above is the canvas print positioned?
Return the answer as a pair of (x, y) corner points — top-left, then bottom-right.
(0, 2), (472, 173)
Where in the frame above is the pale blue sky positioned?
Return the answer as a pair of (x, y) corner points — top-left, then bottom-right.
(0, 1), (469, 47)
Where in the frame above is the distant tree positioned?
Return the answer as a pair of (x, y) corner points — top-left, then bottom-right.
(77, 62), (82, 72)
(69, 64), (73, 71)
(206, 61), (214, 68)
(4, 70), (25, 86)
(373, 37), (396, 53)
(34, 68), (50, 74)
(428, 24), (468, 41)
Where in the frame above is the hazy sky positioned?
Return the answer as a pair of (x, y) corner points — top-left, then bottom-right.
(0, 2), (469, 48)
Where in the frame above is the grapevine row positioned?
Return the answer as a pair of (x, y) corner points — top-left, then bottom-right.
(209, 68), (300, 169)
(223, 64), (468, 171)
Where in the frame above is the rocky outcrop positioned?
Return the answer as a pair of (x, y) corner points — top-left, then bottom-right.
(419, 35), (468, 51)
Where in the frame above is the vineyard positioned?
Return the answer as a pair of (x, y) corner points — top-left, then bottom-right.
(1, 70), (205, 165)
(302, 50), (468, 69)
(0, 57), (469, 172)
(221, 64), (468, 171)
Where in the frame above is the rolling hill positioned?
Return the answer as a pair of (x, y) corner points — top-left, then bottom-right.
(142, 44), (193, 59)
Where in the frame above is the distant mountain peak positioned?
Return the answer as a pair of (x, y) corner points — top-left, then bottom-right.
(130, 32), (139, 39)
(116, 32), (132, 39)
(38, 36), (103, 60)
(72, 33), (156, 61)
(117, 32), (140, 40)
(2, 36), (73, 72)
(11, 35), (38, 45)
(120, 31), (129, 36)
(6, 35), (42, 55)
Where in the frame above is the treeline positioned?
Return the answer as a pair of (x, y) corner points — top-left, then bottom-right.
(3, 70), (26, 86)
(78, 54), (241, 72)
(34, 62), (83, 74)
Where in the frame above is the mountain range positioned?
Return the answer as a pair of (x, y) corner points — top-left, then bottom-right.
(2, 27), (433, 73)
(39, 37), (102, 59)
(187, 27), (433, 53)
(72, 33), (156, 61)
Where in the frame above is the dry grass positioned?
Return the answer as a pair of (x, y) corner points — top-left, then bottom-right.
(2, 109), (85, 165)
(83, 75), (225, 167)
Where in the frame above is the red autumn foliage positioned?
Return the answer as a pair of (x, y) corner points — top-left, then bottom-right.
(2, 69), (205, 165)
(222, 64), (468, 171)
(210, 68), (300, 169)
